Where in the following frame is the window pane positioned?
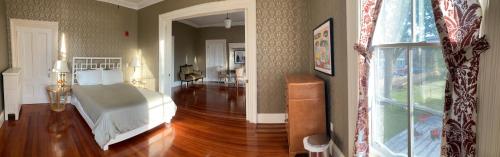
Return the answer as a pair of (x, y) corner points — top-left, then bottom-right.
(414, 0), (440, 42)
(411, 47), (445, 157)
(372, 0), (412, 45)
(370, 47), (408, 156)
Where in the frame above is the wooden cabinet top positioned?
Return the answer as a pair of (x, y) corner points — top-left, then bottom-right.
(285, 74), (324, 85)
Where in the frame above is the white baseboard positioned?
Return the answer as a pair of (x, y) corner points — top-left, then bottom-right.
(330, 140), (345, 157)
(0, 111), (4, 128)
(257, 113), (286, 123)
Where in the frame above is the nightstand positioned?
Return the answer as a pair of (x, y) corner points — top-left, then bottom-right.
(47, 85), (71, 112)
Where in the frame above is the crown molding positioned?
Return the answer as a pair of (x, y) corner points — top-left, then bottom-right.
(177, 20), (201, 28)
(178, 20), (244, 28)
(97, 0), (163, 10)
(137, 0), (163, 9)
(202, 21), (245, 28)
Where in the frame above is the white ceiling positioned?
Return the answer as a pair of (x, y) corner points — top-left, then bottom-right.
(178, 11), (245, 28)
(96, 0), (163, 10)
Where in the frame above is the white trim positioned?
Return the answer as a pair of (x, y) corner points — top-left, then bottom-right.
(96, 0), (163, 10)
(159, 0), (258, 123)
(201, 21), (245, 28)
(10, 19), (58, 68)
(257, 113), (286, 123)
(0, 111), (4, 128)
(346, 0), (360, 156)
(137, 0), (163, 9)
(177, 20), (201, 28)
(179, 20), (245, 28)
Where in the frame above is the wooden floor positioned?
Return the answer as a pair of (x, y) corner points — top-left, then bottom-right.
(172, 83), (247, 119)
(0, 83), (290, 157)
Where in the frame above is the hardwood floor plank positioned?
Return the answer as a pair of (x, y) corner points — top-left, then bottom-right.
(0, 84), (290, 157)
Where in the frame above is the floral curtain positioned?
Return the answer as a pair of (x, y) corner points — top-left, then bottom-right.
(353, 0), (384, 156)
(431, 0), (490, 156)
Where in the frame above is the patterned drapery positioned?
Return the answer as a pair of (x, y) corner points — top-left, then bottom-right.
(353, 0), (384, 156)
(431, 0), (490, 156)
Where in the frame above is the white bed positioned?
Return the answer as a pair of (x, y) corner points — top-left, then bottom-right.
(70, 57), (177, 150)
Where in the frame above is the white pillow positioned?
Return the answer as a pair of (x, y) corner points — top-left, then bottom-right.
(77, 69), (102, 85)
(102, 69), (124, 85)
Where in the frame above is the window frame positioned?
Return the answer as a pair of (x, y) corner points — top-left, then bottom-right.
(368, 0), (442, 153)
(369, 42), (441, 156)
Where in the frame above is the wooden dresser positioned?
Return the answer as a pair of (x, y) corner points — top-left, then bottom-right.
(285, 74), (326, 156)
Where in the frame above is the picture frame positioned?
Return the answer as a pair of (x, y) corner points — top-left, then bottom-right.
(234, 50), (245, 64)
(313, 18), (334, 75)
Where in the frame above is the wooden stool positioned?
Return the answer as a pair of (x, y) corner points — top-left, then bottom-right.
(303, 134), (330, 157)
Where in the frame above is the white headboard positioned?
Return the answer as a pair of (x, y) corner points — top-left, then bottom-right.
(72, 57), (122, 85)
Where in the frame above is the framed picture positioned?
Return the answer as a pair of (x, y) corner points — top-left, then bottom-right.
(234, 50), (245, 64)
(313, 18), (334, 75)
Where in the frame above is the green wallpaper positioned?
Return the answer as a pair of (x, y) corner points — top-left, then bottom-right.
(0, 0), (8, 112)
(4, 0), (138, 80)
(256, 0), (311, 113)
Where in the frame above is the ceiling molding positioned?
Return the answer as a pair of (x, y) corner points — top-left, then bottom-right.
(137, 0), (163, 9)
(96, 0), (163, 10)
(178, 20), (201, 28)
(178, 20), (245, 28)
(201, 21), (245, 28)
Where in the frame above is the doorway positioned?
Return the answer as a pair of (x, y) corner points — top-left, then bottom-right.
(159, 0), (258, 123)
(10, 19), (58, 104)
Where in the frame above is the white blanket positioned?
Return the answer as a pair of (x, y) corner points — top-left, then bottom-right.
(72, 83), (176, 148)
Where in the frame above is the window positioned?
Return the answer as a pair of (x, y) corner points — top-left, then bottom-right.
(368, 0), (445, 156)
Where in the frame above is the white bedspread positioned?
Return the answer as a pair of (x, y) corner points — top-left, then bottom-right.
(71, 83), (176, 148)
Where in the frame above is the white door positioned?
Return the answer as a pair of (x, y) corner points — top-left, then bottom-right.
(205, 40), (227, 82)
(14, 27), (55, 104)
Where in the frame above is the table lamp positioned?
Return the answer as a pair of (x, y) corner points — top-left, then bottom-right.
(131, 57), (141, 84)
(52, 60), (70, 87)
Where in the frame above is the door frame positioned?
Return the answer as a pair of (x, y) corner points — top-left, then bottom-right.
(159, 0), (258, 123)
(205, 39), (227, 82)
(10, 19), (58, 68)
(10, 19), (59, 104)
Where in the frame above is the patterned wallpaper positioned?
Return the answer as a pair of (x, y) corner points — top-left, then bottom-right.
(256, 0), (311, 113)
(0, 0), (7, 112)
(5, 0), (138, 80)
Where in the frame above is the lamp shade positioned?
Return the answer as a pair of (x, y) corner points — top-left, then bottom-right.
(131, 57), (141, 67)
(52, 60), (69, 73)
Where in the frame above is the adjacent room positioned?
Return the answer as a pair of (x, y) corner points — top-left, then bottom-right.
(171, 11), (247, 119)
(0, 0), (498, 157)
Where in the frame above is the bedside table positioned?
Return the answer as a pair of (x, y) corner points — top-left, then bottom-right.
(47, 85), (71, 112)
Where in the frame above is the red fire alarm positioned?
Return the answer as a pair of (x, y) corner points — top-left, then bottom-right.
(124, 31), (129, 37)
